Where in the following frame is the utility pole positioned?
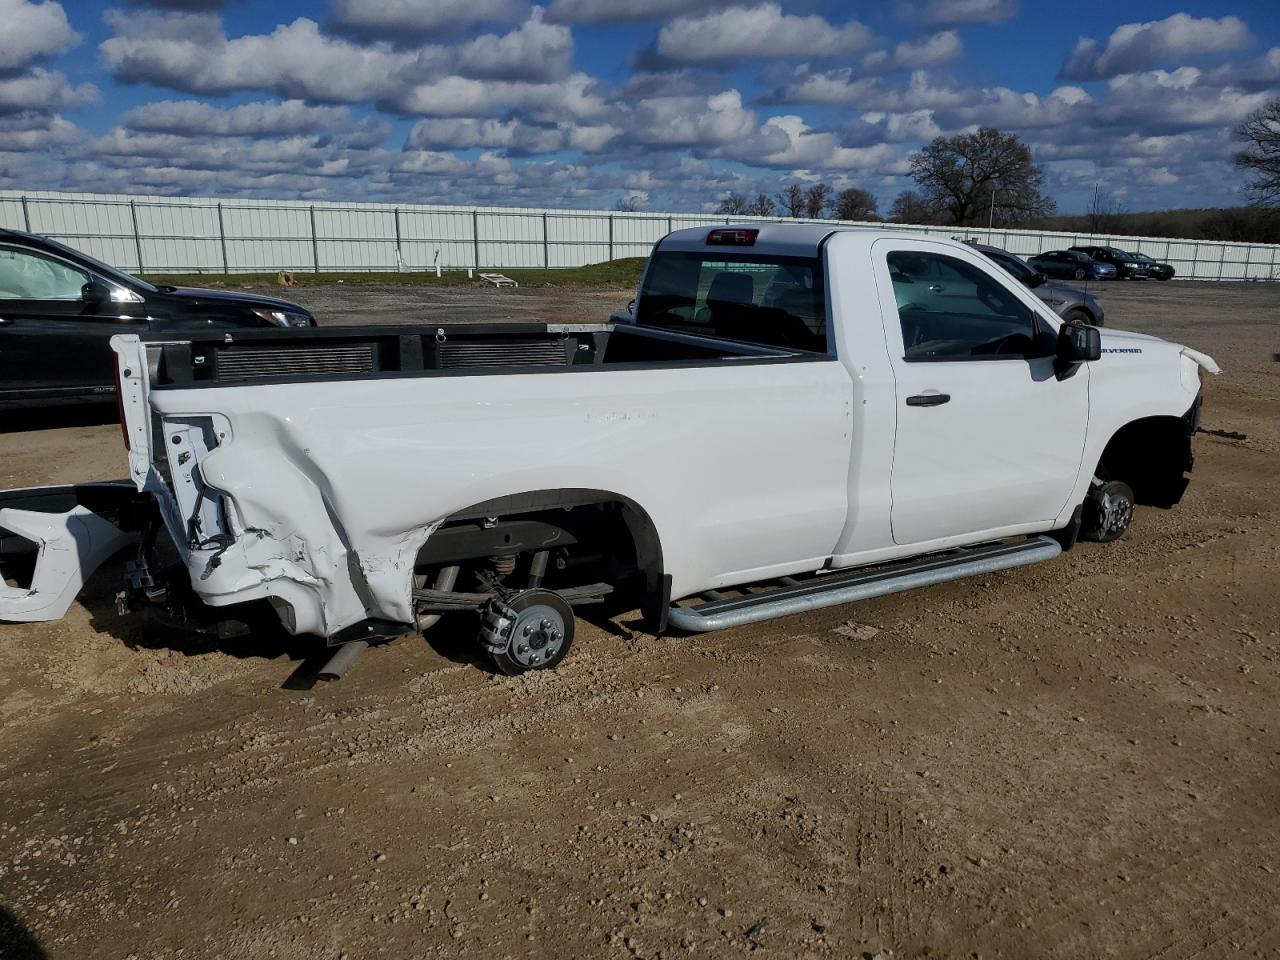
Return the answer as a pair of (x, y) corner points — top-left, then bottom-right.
(987, 182), (998, 230)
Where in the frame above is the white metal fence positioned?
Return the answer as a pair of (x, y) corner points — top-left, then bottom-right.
(2, 189), (1277, 281)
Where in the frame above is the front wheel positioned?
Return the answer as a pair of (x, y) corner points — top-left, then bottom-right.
(479, 589), (576, 676)
(1080, 480), (1135, 543)
(1062, 307), (1099, 327)
(1073, 267), (1087, 280)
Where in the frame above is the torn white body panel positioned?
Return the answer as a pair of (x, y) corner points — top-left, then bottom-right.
(0, 497), (135, 623)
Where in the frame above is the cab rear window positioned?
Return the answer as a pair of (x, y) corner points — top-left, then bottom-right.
(635, 252), (827, 353)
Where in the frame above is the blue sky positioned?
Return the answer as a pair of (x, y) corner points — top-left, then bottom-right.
(2, 0), (1278, 215)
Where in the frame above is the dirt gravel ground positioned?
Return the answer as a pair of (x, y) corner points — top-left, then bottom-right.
(1, 279), (1278, 960)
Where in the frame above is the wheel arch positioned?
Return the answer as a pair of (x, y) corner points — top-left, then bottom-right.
(1062, 304), (1099, 326)
(1094, 414), (1194, 508)
(423, 487), (668, 629)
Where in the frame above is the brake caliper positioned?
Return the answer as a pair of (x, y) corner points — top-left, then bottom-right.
(478, 596), (517, 654)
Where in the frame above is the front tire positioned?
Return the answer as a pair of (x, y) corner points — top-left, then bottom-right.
(1073, 267), (1087, 280)
(1062, 307), (1099, 327)
(1080, 480), (1134, 543)
(482, 589), (575, 676)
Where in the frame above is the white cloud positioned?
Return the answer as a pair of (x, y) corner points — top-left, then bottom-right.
(626, 89), (757, 147)
(394, 72), (607, 121)
(0, 112), (79, 150)
(0, 0), (79, 69)
(454, 9), (573, 82)
(122, 99), (362, 137)
(546, 0), (718, 23)
(406, 116), (619, 153)
(657, 4), (873, 62)
(1061, 13), (1252, 81)
(897, 0), (1017, 27)
(100, 13), (422, 100)
(862, 31), (962, 74)
(0, 68), (97, 114)
(329, 0), (527, 39)
(1097, 70), (1272, 130)
(717, 114), (904, 172)
(126, 0), (230, 8)
(98, 10), (570, 102)
(766, 68), (970, 112)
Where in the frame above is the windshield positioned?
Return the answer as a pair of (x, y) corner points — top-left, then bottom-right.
(986, 250), (1037, 283)
(635, 251), (827, 352)
(32, 235), (157, 293)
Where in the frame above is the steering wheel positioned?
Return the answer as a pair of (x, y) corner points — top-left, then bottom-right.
(971, 332), (1031, 357)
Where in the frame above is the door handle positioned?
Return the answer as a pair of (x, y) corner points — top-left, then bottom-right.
(928, 284), (944, 292)
(906, 392), (951, 407)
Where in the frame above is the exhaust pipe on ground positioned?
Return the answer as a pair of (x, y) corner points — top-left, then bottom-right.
(317, 640), (369, 681)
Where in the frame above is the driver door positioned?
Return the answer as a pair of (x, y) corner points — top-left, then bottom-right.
(874, 238), (1089, 546)
(0, 245), (147, 402)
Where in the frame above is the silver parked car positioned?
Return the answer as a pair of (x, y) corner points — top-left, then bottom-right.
(970, 243), (1105, 326)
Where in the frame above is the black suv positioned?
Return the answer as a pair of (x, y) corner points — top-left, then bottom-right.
(1, 230), (314, 408)
(1069, 245), (1148, 280)
(1130, 252), (1176, 280)
(1027, 249), (1113, 281)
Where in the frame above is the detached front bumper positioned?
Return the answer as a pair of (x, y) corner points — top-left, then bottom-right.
(0, 483), (142, 623)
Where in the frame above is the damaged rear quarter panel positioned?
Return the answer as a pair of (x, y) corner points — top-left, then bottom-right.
(147, 360), (853, 638)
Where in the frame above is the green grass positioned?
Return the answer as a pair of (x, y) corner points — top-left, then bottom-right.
(141, 257), (647, 290)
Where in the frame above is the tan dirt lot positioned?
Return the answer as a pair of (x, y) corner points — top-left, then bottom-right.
(0, 279), (1277, 960)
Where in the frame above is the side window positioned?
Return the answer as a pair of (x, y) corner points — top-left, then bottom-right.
(887, 251), (1042, 361)
(0, 248), (88, 300)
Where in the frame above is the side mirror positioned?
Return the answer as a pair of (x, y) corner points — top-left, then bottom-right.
(81, 279), (111, 304)
(1055, 321), (1101, 380)
(1025, 271), (1044, 288)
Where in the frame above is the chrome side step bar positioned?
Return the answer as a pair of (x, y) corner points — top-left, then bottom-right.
(667, 536), (1062, 634)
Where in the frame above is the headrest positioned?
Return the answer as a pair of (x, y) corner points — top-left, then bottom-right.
(706, 271), (754, 306)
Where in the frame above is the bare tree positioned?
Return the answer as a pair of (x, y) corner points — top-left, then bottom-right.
(1235, 99), (1280, 205)
(832, 187), (877, 221)
(908, 128), (1055, 226)
(804, 183), (833, 219)
(889, 190), (939, 224)
(746, 193), (776, 216)
(1086, 188), (1127, 233)
(613, 195), (645, 212)
(715, 192), (751, 215)
(776, 183), (807, 218)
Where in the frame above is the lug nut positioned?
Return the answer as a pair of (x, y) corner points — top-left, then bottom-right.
(518, 644), (529, 654)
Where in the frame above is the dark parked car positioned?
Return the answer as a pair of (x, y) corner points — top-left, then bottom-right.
(0, 229), (314, 408)
(1027, 249), (1116, 281)
(969, 243), (1104, 325)
(1069, 245), (1148, 280)
(1130, 252), (1176, 280)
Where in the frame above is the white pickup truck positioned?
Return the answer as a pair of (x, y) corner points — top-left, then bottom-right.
(0, 225), (1217, 678)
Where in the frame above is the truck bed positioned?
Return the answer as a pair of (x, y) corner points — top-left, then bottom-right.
(141, 321), (814, 389)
